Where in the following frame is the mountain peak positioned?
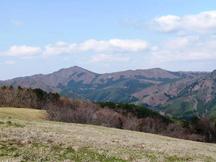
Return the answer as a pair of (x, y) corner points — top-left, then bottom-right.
(70, 66), (84, 70)
(59, 66), (85, 71)
(56, 66), (96, 74)
(149, 67), (166, 71)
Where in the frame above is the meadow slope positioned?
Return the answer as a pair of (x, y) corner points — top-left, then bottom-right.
(0, 107), (216, 162)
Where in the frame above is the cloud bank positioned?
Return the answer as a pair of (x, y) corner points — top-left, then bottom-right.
(0, 45), (41, 57)
(0, 39), (149, 58)
(153, 11), (216, 33)
(43, 39), (149, 56)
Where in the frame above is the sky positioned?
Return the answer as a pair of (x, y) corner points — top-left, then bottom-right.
(1, 0), (216, 79)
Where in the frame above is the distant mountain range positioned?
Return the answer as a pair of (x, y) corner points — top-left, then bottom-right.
(1, 66), (216, 119)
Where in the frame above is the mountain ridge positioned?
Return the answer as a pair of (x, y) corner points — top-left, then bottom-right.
(0, 66), (212, 118)
(2, 66), (208, 81)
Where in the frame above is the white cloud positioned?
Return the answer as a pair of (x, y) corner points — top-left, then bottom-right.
(90, 54), (130, 63)
(44, 42), (77, 56)
(153, 11), (216, 33)
(151, 36), (216, 62)
(43, 39), (149, 56)
(79, 39), (149, 52)
(108, 39), (148, 52)
(153, 15), (181, 32)
(163, 36), (199, 49)
(0, 39), (148, 59)
(1, 45), (41, 57)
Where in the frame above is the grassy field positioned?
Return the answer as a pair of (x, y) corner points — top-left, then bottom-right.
(0, 108), (216, 162)
(0, 107), (47, 120)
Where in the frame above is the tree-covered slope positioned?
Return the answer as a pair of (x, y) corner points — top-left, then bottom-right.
(160, 70), (216, 119)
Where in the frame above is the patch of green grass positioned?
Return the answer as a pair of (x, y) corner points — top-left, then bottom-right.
(0, 140), (127, 162)
(6, 120), (25, 127)
(0, 107), (47, 121)
(143, 152), (158, 162)
(0, 120), (25, 128)
(165, 155), (193, 162)
(203, 156), (215, 162)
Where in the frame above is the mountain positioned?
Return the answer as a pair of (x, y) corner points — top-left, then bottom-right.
(0, 66), (203, 100)
(0, 66), (209, 118)
(0, 66), (97, 92)
(157, 70), (216, 119)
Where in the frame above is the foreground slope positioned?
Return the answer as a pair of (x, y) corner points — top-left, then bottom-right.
(0, 108), (216, 162)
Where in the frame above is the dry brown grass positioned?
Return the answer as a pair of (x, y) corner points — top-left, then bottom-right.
(0, 108), (216, 162)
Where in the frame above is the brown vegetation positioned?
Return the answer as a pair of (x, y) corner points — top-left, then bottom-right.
(0, 86), (216, 143)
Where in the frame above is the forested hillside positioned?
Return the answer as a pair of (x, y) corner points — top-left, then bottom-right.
(0, 86), (216, 142)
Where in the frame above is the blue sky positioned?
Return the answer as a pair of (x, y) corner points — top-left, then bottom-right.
(1, 0), (216, 79)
